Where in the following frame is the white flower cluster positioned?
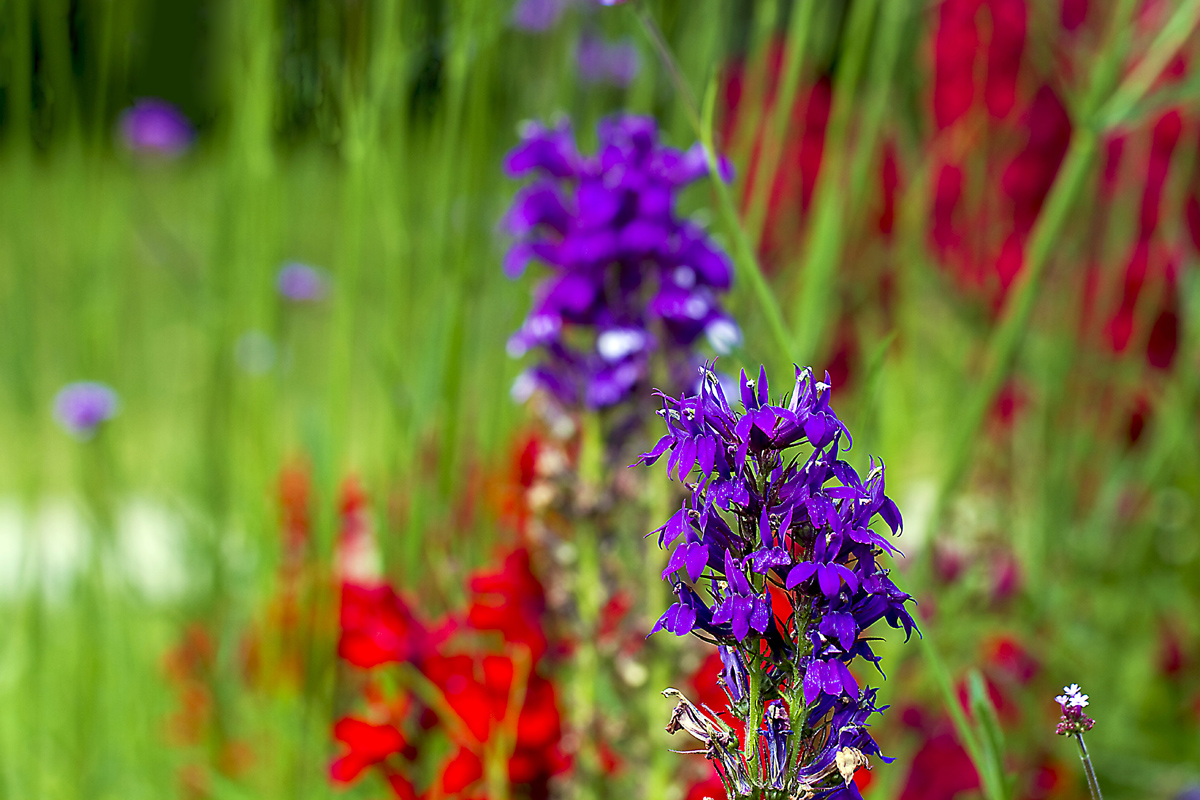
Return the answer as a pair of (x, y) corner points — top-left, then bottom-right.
(1056, 683), (1089, 709)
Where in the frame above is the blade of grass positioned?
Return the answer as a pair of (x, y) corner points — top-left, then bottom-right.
(742, 0), (817, 251)
(789, 0), (884, 363)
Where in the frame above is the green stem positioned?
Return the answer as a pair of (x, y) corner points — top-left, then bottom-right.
(633, 3), (795, 369)
(917, 621), (1007, 800)
(788, 0), (882, 363)
(743, 0), (817, 250)
(1074, 733), (1104, 800)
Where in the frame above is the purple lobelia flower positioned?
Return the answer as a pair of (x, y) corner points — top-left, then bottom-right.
(54, 382), (119, 439)
(277, 262), (329, 303)
(118, 99), (194, 157)
(640, 363), (914, 799)
(503, 115), (738, 410)
(576, 34), (640, 87)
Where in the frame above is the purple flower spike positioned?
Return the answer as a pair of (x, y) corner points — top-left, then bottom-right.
(502, 115), (736, 409)
(118, 99), (194, 157)
(54, 382), (119, 439)
(277, 262), (329, 302)
(645, 363), (913, 798)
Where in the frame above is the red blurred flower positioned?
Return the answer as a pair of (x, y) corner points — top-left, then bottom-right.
(985, 635), (1039, 685)
(898, 730), (981, 800)
(330, 717), (409, 784)
(1002, 85), (1071, 238)
(934, 0), (982, 130)
(879, 144), (899, 238)
(984, 0), (1026, 119)
(338, 583), (433, 668)
(467, 548), (549, 664)
(932, 163), (965, 256)
(1139, 110), (1183, 240)
(1060, 0), (1087, 31)
(1146, 276), (1179, 370)
(1105, 241), (1151, 353)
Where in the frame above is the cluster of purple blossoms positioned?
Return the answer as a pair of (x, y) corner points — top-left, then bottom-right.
(503, 116), (739, 409)
(1054, 684), (1095, 736)
(639, 364), (915, 799)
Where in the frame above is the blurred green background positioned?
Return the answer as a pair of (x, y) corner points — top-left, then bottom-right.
(0, 0), (1198, 799)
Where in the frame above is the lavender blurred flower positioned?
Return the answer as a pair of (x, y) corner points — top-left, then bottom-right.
(577, 34), (640, 87)
(511, 0), (569, 31)
(277, 262), (329, 303)
(503, 115), (737, 409)
(118, 99), (194, 157)
(641, 363), (913, 799)
(54, 382), (119, 439)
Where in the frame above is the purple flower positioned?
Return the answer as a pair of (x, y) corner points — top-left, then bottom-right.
(277, 262), (329, 302)
(511, 0), (568, 31)
(645, 363), (913, 798)
(54, 382), (119, 439)
(118, 99), (194, 157)
(576, 34), (640, 87)
(503, 115), (737, 409)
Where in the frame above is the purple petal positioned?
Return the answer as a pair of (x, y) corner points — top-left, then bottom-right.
(786, 562), (817, 589)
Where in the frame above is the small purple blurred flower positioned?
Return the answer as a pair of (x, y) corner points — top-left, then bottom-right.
(577, 34), (640, 87)
(118, 99), (194, 157)
(277, 262), (329, 303)
(54, 382), (119, 439)
(512, 0), (568, 31)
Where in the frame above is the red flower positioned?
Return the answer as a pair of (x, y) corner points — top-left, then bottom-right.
(1105, 241), (1151, 353)
(467, 548), (549, 663)
(1146, 268), (1179, 370)
(985, 635), (1039, 685)
(330, 717), (409, 783)
(984, 0), (1026, 119)
(1139, 110), (1183, 240)
(1060, 0), (1087, 31)
(1001, 86), (1072, 238)
(425, 652), (567, 796)
(898, 731), (980, 800)
(338, 583), (430, 669)
(878, 144), (899, 238)
(934, 0), (982, 130)
(932, 163), (965, 256)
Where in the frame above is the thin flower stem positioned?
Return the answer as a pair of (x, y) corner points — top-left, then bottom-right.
(631, 2), (796, 369)
(633, 5), (701, 134)
(1074, 733), (1104, 800)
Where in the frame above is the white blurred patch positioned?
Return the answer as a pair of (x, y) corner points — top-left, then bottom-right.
(118, 498), (188, 601)
(900, 480), (936, 553)
(704, 319), (742, 355)
(234, 330), (277, 375)
(34, 499), (90, 602)
(597, 328), (647, 362)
